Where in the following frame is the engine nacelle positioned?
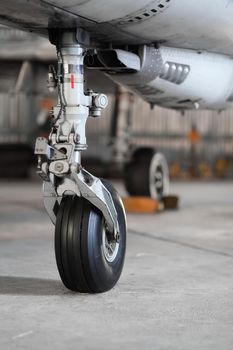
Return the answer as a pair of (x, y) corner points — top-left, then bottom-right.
(151, 46), (233, 109)
(103, 46), (233, 110)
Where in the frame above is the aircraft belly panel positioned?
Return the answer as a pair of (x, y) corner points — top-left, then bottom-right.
(114, 0), (233, 56)
(0, 0), (233, 56)
(47, 0), (233, 55)
(47, 0), (152, 22)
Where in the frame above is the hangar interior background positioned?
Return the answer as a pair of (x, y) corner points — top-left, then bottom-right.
(0, 25), (233, 180)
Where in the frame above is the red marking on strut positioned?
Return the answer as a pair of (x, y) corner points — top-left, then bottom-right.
(71, 74), (75, 89)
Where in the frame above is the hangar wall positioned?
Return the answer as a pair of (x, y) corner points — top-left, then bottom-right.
(86, 91), (233, 177)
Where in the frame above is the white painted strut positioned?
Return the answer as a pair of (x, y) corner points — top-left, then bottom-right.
(53, 31), (91, 150)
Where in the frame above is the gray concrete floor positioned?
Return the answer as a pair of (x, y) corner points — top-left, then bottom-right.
(0, 180), (233, 349)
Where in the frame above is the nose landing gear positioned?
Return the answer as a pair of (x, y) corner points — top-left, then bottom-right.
(35, 31), (126, 293)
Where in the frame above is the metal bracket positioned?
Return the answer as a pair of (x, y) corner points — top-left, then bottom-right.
(72, 169), (120, 238)
(35, 137), (67, 161)
(43, 180), (62, 225)
(54, 168), (119, 239)
(42, 168), (120, 240)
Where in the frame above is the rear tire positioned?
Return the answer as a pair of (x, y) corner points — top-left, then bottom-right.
(124, 149), (169, 200)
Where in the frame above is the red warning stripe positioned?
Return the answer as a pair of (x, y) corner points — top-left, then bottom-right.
(71, 74), (75, 89)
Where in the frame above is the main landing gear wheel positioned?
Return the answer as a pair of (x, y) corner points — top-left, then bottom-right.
(55, 180), (127, 293)
(124, 148), (170, 200)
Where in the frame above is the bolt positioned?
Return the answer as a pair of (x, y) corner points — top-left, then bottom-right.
(54, 162), (64, 172)
(94, 94), (108, 109)
(74, 134), (80, 143)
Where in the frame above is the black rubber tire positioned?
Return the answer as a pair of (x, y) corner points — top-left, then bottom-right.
(125, 161), (150, 196)
(55, 180), (127, 293)
(130, 147), (154, 163)
(125, 148), (154, 197)
(124, 149), (169, 200)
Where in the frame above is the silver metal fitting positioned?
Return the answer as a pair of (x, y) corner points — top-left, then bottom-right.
(49, 160), (70, 176)
(90, 93), (108, 117)
(93, 94), (108, 109)
(47, 65), (57, 92)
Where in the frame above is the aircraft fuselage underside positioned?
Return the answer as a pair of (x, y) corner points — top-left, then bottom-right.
(0, 0), (233, 55)
(1, 0), (233, 110)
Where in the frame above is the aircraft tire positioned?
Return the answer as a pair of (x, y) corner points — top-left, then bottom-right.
(55, 180), (127, 293)
(124, 149), (170, 200)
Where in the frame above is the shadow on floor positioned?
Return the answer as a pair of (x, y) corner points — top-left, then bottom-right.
(0, 276), (70, 296)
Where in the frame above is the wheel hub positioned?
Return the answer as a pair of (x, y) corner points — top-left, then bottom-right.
(154, 166), (164, 195)
(102, 226), (119, 263)
(149, 153), (170, 200)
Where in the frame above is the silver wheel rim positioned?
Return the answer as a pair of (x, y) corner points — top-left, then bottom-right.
(149, 152), (170, 200)
(102, 226), (119, 263)
(154, 166), (164, 196)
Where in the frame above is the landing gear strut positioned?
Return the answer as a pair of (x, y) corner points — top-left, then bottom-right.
(35, 31), (126, 293)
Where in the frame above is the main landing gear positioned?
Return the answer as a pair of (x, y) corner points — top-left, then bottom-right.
(125, 148), (170, 200)
(35, 31), (126, 293)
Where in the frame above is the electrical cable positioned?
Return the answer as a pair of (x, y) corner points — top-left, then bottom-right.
(52, 40), (67, 126)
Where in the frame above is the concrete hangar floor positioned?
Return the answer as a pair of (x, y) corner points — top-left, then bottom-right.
(0, 179), (233, 350)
